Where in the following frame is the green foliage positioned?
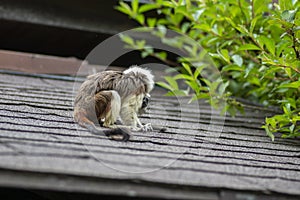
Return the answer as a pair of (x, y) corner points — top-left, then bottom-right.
(116, 0), (300, 141)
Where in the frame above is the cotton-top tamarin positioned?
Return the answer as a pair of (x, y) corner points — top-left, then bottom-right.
(74, 66), (155, 141)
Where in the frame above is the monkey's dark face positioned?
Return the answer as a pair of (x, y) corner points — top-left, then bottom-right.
(142, 95), (150, 109)
(139, 94), (150, 114)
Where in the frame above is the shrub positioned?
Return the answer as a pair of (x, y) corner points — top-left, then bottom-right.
(116, 0), (300, 140)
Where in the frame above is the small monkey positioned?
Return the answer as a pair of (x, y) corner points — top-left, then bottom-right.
(74, 66), (155, 141)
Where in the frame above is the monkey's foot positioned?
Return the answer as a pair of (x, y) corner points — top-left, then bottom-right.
(141, 123), (153, 132)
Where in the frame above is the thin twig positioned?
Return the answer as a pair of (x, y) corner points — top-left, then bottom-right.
(291, 25), (300, 59)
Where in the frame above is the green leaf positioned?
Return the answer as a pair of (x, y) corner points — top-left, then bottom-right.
(266, 117), (277, 129)
(161, 37), (183, 48)
(144, 46), (154, 54)
(276, 40), (289, 56)
(219, 49), (230, 63)
(181, 22), (190, 33)
(193, 24), (211, 32)
(165, 76), (179, 90)
(263, 124), (275, 142)
(136, 40), (145, 49)
(166, 89), (188, 96)
(119, 34), (134, 45)
(227, 106), (237, 117)
(116, 2), (133, 16)
(253, 0), (268, 15)
(248, 76), (261, 86)
(236, 25), (249, 35)
(250, 16), (260, 34)
(138, 4), (158, 13)
(185, 80), (200, 93)
(157, 18), (169, 25)
(261, 36), (276, 56)
(285, 68), (292, 78)
(222, 64), (244, 71)
(132, 0), (139, 14)
(147, 18), (157, 27)
(283, 103), (291, 114)
(192, 9), (204, 21)
(155, 51), (167, 60)
(293, 26), (300, 31)
(281, 9), (299, 22)
(225, 17), (239, 30)
(278, 81), (300, 89)
(208, 53), (222, 60)
(176, 5), (191, 19)
(292, 115), (300, 123)
(289, 124), (295, 133)
(232, 55), (243, 67)
(218, 81), (229, 95)
(182, 63), (193, 75)
(156, 81), (173, 91)
(157, 25), (167, 37)
(287, 98), (296, 109)
(141, 51), (150, 58)
(194, 65), (205, 79)
(135, 14), (145, 24)
(279, 0), (293, 10)
(174, 74), (194, 81)
(161, 1), (174, 7)
(238, 44), (261, 51)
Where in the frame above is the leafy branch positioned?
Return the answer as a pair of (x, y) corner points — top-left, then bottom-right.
(116, 0), (300, 141)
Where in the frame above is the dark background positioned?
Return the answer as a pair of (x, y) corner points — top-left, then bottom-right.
(0, 0), (157, 66)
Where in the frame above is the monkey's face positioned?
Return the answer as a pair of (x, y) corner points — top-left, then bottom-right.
(142, 94), (150, 108)
(139, 94), (150, 114)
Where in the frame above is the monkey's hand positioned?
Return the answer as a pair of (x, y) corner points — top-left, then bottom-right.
(142, 123), (167, 133)
(141, 123), (153, 132)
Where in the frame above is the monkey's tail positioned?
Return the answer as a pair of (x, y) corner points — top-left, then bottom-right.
(74, 111), (130, 141)
(86, 123), (130, 141)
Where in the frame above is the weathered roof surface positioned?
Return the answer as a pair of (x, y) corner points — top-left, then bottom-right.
(0, 72), (300, 199)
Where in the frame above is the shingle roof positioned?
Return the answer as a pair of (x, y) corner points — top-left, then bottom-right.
(0, 72), (300, 200)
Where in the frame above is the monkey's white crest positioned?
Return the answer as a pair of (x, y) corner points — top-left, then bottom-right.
(124, 65), (154, 93)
